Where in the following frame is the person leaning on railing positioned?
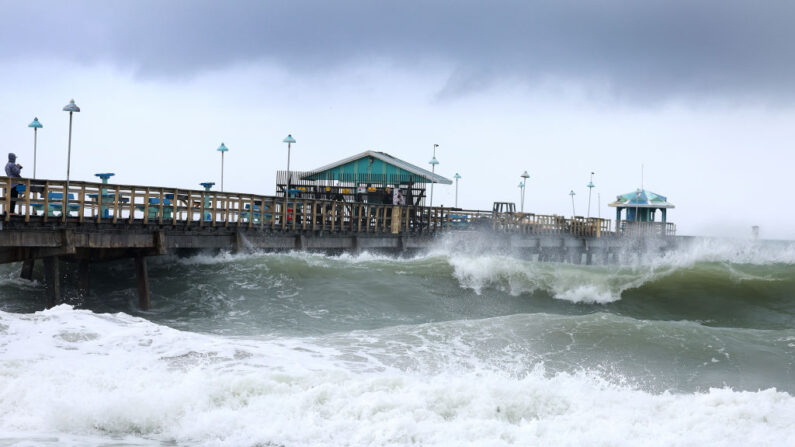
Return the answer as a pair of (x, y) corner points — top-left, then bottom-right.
(4, 153), (23, 216)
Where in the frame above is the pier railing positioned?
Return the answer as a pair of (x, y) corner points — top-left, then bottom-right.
(0, 178), (453, 234)
(0, 177), (678, 238)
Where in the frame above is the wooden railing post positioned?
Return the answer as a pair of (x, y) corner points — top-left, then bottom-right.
(23, 179), (31, 222)
(113, 185), (120, 224)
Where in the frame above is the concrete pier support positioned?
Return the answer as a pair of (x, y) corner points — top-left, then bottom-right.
(20, 259), (34, 280)
(78, 260), (90, 296)
(134, 256), (150, 310)
(43, 257), (60, 308)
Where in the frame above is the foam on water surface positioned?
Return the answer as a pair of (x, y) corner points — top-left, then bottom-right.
(1, 306), (793, 446)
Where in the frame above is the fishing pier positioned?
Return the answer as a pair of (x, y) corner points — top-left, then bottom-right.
(0, 175), (676, 310)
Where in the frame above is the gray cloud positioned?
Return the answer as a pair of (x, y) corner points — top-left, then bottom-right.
(2, 0), (794, 103)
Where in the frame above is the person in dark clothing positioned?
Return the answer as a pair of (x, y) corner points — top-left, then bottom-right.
(4, 153), (22, 215)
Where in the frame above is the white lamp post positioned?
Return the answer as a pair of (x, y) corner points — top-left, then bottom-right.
(428, 143), (439, 207)
(62, 99), (80, 196)
(520, 170), (529, 212)
(569, 189), (576, 216)
(283, 134), (296, 194)
(454, 172), (461, 208)
(586, 172), (595, 219)
(217, 143), (229, 191)
(28, 118), (43, 179)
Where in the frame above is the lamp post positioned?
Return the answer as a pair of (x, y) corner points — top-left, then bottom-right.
(429, 143), (439, 207)
(28, 118), (43, 179)
(520, 170), (529, 213)
(518, 182), (524, 207)
(453, 172), (461, 208)
(586, 172), (595, 219)
(62, 99), (80, 196)
(217, 143), (229, 191)
(569, 190), (576, 216)
(283, 134), (296, 195)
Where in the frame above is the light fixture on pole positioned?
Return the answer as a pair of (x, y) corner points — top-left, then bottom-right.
(428, 143), (439, 207)
(62, 99), (80, 196)
(453, 172), (461, 208)
(569, 190), (576, 217)
(28, 118), (43, 179)
(520, 170), (530, 213)
(586, 172), (595, 219)
(217, 143), (229, 192)
(283, 134), (296, 195)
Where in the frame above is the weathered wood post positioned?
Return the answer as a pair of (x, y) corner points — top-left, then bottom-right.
(134, 256), (150, 310)
(20, 259), (35, 280)
(43, 256), (60, 308)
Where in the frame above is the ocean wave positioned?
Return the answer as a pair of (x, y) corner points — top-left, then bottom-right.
(1, 307), (793, 446)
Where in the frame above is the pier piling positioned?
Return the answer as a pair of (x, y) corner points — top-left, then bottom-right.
(20, 259), (34, 280)
(43, 256), (60, 308)
(134, 256), (150, 311)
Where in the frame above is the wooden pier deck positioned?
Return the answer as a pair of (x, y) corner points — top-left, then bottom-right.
(0, 177), (677, 309)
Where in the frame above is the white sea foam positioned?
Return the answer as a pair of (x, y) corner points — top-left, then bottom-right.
(1, 307), (793, 446)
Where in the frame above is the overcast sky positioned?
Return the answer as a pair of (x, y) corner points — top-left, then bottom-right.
(1, 0), (794, 238)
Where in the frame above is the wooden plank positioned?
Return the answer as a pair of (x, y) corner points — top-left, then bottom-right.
(113, 185), (120, 224)
(128, 188), (136, 224)
(172, 189), (178, 226)
(43, 182), (49, 223)
(143, 187), (150, 224)
(211, 192), (217, 227)
(331, 202), (336, 232)
(312, 200), (317, 231)
(292, 198), (297, 231)
(158, 188), (164, 225)
(79, 184), (86, 223)
(249, 196), (255, 229)
(24, 179), (31, 222)
(321, 201), (327, 231)
(3, 178), (9, 221)
(302, 200), (307, 231)
(281, 196), (287, 231)
(200, 191), (206, 227)
(187, 190), (193, 226)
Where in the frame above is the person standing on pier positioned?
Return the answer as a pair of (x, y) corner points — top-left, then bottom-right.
(5, 153), (23, 215)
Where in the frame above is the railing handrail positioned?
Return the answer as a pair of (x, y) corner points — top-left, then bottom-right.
(0, 176), (676, 237)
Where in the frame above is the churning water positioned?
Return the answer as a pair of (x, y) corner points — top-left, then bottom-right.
(0, 235), (793, 446)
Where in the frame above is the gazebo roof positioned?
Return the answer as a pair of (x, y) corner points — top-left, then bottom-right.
(608, 189), (675, 209)
(301, 150), (453, 184)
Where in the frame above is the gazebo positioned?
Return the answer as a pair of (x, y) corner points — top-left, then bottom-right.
(608, 189), (674, 230)
(277, 151), (452, 205)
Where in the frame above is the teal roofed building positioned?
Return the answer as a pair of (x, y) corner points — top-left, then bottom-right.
(277, 151), (452, 205)
(608, 189), (675, 233)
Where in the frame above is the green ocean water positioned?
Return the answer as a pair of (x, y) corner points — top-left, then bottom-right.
(0, 235), (793, 446)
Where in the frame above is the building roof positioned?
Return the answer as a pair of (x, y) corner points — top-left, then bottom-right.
(301, 151), (453, 184)
(608, 189), (675, 209)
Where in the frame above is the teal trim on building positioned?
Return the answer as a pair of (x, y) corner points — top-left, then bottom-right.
(300, 151), (452, 185)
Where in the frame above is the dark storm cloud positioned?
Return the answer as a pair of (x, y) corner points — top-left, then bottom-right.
(2, 0), (794, 102)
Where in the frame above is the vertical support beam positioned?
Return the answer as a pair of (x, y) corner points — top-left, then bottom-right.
(234, 231), (246, 254)
(78, 260), (90, 296)
(20, 259), (35, 281)
(135, 256), (151, 311)
(352, 235), (361, 255)
(43, 256), (60, 308)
